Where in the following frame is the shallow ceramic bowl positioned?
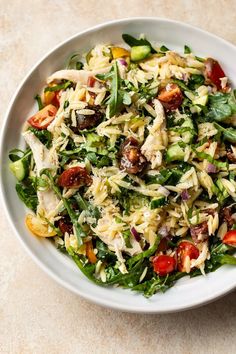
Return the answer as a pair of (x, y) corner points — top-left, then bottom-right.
(1, 18), (236, 313)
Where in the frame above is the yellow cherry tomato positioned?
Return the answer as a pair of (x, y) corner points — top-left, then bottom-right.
(25, 214), (56, 237)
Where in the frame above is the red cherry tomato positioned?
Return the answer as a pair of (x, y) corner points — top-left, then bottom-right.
(87, 76), (96, 87)
(222, 230), (236, 247)
(205, 58), (226, 90)
(51, 90), (61, 107)
(58, 167), (92, 188)
(28, 104), (57, 130)
(158, 83), (183, 111)
(44, 90), (61, 107)
(177, 241), (199, 272)
(153, 255), (176, 276)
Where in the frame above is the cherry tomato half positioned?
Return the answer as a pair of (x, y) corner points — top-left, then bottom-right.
(205, 58), (226, 90)
(222, 230), (236, 247)
(158, 83), (183, 111)
(177, 241), (199, 272)
(153, 255), (176, 276)
(58, 166), (92, 188)
(27, 104), (57, 130)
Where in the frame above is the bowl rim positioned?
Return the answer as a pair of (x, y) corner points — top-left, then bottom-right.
(1, 17), (236, 313)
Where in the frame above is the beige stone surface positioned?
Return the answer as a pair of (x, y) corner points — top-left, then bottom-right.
(1, 1), (236, 353)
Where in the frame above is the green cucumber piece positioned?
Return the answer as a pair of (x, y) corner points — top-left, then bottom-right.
(130, 45), (151, 61)
(9, 159), (28, 181)
(166, 143), (185, 163)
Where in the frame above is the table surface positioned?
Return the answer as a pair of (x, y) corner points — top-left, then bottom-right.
(1, 1), (236, 353)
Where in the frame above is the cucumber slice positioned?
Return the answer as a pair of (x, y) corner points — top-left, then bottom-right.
(9, 159), (28, 181)
(166, 143), (185, 163)
(130, 45), (151, 61)
(181, 117), (195, 143)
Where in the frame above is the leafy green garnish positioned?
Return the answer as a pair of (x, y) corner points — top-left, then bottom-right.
(160, 45), (169, 52)
(34, 94), (43, 110)
(28, 127), (52, 148)
(127, 237), (160, 268)
(15, 181), (38, 212)
(44, 81), (72, 92)
(97, 61), (123, 117)
(66, 53), (83, 70)
(214, 122), (236, 143)
(184, 45), (191, 54)
(40, 169), (86, 246)
(206, 91), (236, 122)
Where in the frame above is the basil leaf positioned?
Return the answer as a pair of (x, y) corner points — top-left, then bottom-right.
(160, 45), (169, 52)
(105, 61), (123, 117)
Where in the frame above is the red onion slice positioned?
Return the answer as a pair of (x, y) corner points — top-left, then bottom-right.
(206, 163), (217, 173)
(118, 59), (128, 67)
(181, 189), (190, 201)
(158, 225), (169, 238)
(131, 227), (141, 241)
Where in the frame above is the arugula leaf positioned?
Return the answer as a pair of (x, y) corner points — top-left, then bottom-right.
(160, 45), (169, 52)
(122, 34), (157, 54)
(123, 230), (132, 248)
(34, 94), (43, 110)
(133, 272), (185, 298)
(214, 122), (236, 144)
(9, 148), (29, 162)
(28, 127), (52, 148)
(188, 74), (205, 89)
(15, 181), (38, 212)
(184, 45), (191, 54)
(98, 62), (123, 117)
(145, 169), (172, 185)
(66, 52), (83, 70)
(96, 240), (117, 262)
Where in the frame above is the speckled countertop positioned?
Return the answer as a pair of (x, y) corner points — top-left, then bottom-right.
(1, 1), (236, 353)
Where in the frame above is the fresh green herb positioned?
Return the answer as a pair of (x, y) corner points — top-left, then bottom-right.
(34, 94), (43, 110)
(127, 237), (160, 268)
(44, 81), (72, 92)
(150, 197), (168, 209)
(66, 53), (83, 70)
(206, 91), (236, 122)
(160, 45), (169, 52)
(97, 62), (123, 117)
(15, 181), (38, 212)
(123, 230), (132, 248)
(184, 45), (191, 54)
(28, 127), (52, 148)
(64, 100), (69, 109)
(214, 122), (236, 143)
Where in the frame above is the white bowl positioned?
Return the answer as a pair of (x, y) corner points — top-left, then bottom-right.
(1, 17), (236, 313)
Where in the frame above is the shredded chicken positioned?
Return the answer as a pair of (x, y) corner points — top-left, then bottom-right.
(23, 131), (60, 216)
(47, 67), (111, 85)
(141, 99), (168, 168)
